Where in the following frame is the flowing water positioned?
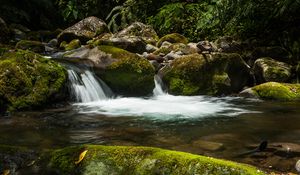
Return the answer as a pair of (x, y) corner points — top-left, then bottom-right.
(1, 68), (300, 173)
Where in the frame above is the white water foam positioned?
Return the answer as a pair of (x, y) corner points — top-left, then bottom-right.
(68, 69), (110, 102)
(69, 70), (255, 119)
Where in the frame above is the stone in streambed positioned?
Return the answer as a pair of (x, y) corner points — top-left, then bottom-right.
(0, 50), (67, 111)
(253, 57), (292, 83)
(63, 45), (155, 96)
(157, 33), (188, 47)
(240, 82), (300, 101)
(160, 53), (251, 95)
(43, 145), (266, 175)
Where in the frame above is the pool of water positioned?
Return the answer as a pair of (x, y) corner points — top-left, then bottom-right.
(1, 95), (300, 173)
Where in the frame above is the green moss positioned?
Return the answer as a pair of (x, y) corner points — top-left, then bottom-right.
(98, 45), (155, 96)
(15, 40), (45, 53)
(252, 82), (300, 101)
(157, 33), (188, 47)
(153, 43), (185, 55)
(0, 49), (66, 111)
(46, 145), (266, 175)
(64, 39), (81, 51)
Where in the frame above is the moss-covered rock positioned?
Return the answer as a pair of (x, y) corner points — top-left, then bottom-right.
(153, 43), (186, 56)
(161, 53), (251, 95)
(116, 22), (159, 45)
(157, 33), (188, 47)
(0, 50), (67, 111)
(253, 57), (292, 83)
(98, 45), (155, 96)
(57, 16), (109, 44)
(91, 36), (147, 54)
(15, 40), (45, 53)
(240, 82), (300, 101)
(62, 39), (81, 51)
(44, 145), (266, 175)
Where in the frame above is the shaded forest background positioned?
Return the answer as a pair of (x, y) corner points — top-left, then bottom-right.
(0, 0), (299, 59)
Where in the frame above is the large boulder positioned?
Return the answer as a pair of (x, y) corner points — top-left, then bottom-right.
(160, 53), (252, 95)
(0, 50), (67, 112)
(0, 17), (10, 43)
(43, 145), (265, 175)
(115, 22), (159, 45)
(15, 40), (45, 53)
(91, 35), (147, 54)
(240, 82), (300, 101)
(253, 57), (292, 84)
(63, 45), (155, 96)
(88, 22), (159, 54)
(57, 16), (109, 44)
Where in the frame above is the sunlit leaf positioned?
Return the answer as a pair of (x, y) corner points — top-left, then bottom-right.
(75, 150), (88, 165)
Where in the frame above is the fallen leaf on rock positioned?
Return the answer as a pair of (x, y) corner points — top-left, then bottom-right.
(75, 150), (88, 165)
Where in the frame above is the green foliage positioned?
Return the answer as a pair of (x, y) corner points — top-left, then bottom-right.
(149, 2), (221, 41)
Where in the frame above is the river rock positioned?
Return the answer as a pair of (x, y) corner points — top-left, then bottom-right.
(61, 39), (81, 51)
(240, 82), (300, 101)
(253, 57), (292, 83)
(0, 17), (10, 43)
(154, 43), (186, 56)
(42, 145), (266, 175)
(214, 36), (242, 53)
(191, 140), (225, 151)
(182, 43), (201, 54)
(57, 16), (109, 44)
(160, 53), (252, 95)
(0, 50), (66, 112)
(157, 33), (188, 47)
(63, 45), (155, 96)
(146, 44), (158, 53)
(115, 22), (159, 45)
(196, 41), (217, 53)
(15, 40), (45, 53)
(93, 35), (147, 54)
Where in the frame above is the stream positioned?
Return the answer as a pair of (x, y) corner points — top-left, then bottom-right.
(1, 66), (300, 173)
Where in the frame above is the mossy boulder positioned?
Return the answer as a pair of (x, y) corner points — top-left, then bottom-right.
(153, 43), (186, 56)
(115, 22), (159, 45)
(253, 57), (292, 83)
(98, 46), (155, 96)
(91, 36), (147, 54)
(15, 40), (45, 53)
(63, 45), (155, 96)
(43, 145), (266, 175)
(157, 33), (188, 47)
(57, 16), (109, 44)
(0, 50), (67, 111)
(240, 82), (300, 101)
(161, 53), (251, 95)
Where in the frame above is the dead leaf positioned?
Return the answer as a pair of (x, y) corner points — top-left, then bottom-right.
(75, 150), (88, 165)
(2, 169), (10, 175)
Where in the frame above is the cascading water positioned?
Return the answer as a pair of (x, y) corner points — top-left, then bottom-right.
(67, 69), (112, 102)
(153, 75), (165, 96)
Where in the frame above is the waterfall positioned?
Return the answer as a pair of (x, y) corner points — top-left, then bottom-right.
(67, 69), (112, 102)
(153, 75), (166, 96)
